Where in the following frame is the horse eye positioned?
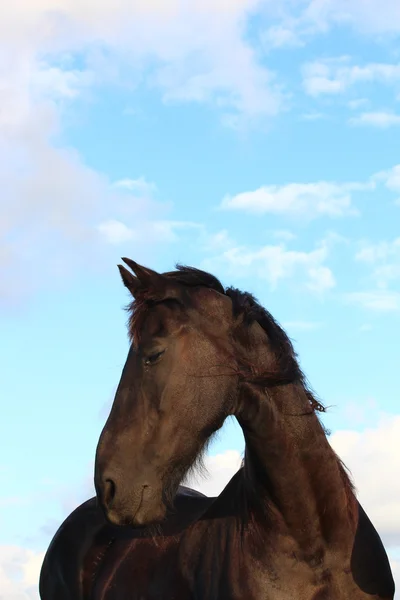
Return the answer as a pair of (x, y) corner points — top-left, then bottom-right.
(144, 350), (165, 366)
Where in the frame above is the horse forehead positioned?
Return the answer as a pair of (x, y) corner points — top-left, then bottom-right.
(140, 289), (233, 335)
(142, 303), (177, 334)
(190, 287), (233, 320)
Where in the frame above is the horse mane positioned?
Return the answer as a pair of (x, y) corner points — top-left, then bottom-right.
(126, 264), (326, 414)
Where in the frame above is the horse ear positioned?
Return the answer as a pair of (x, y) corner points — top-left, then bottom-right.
(117, 264), (142, 297)
(121, 258), (168, 293)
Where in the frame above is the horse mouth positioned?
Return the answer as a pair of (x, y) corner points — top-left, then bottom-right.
(102, 489), (167, 529)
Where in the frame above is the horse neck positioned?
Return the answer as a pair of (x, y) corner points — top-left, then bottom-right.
(236, 376), (358, 554)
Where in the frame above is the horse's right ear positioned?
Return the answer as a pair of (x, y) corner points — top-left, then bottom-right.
(117, 264), (142, 297)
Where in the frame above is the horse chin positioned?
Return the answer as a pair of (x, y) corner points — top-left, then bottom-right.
(131, 501), (167, 527)
(103, 501), (167, 528)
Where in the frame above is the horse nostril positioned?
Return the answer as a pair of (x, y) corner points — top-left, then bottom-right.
(104, 478), (116, 508)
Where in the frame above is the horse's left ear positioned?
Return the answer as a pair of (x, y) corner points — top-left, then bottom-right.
(119, 258), (182, 301)
(117, 264), (142, 297)
(121, 258), (169, 293)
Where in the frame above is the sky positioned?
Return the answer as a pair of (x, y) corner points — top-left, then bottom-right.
(1, 0), (400, 597)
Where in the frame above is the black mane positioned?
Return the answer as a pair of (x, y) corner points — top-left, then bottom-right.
(162, 265), (326, 415)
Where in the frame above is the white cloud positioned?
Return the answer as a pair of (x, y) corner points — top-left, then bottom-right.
(97, 220), (135, 245)
(0, 121), (172, 305)
(153, 220), (203, 242)
(272, 229), (297, 242)
(303, 0), (400, 36)
(0, 0), (283, 123)
(97, 219), (202, 245)
(302, 58), (400, 97)
(0, 545), (44, 600)
(349, 111), (400, 128)
(184, 449), (243, 496)
(114, 177), (158, 196)
(203, 237), (336, 294)
(345, 290), (400, 311)
(220, 180), (372, 218)
(355, 238), (400, 289)
(152, 33), (283, 121)
(31, 64), (94, 101)
(0, 45), (169, 306)
(201, 229), (235, 252)
(307, 265), (335, 293)
(0, 0), (287, 304)
(341, 398), (379, 427)
(302, 61), (346, 96)
(301, 112), (326, 121)
(381, 165), (400, 193)
(348, 98), (369, 110)
(356, 240), (400, 265)
(330, 414), (400, 548)
(261, 1), (400, 55)
(269, 0), (400, 41)
(261, 25), (303, 49)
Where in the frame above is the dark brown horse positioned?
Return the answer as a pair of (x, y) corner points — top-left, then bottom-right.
(40, 260), (395, 599)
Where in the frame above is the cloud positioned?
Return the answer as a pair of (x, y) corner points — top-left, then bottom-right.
(220, 180), (372, 219)
(258, 1), (400, 52)
(0, 545), (44, 600)
(378, 165), (400, 193)
(0, 126), (173, 306)
(0, 0), (283, 123)
(302, 58), (400, 97)
(345, 290), (400, 311)
(0, 31), (181, 306)
(183, 449), (243, 496)
(330, 414), (400, 548)
(301, 112), (326, 121)
(114, 177), (158, 196)
(340, 398), (379, 427)
(348, 98), (369, 110)
(261, 24), (304, 49)
(349, 111), (400, 128)
(0, 0), (289, 305)
(202, 237), (336, 294)
(303, 0), (400, 36)
(355, 238), (400, 289)
(97, 218), (201, 245)
(97, 220), (135, 245)
(279, 0), (400, 40)
(201, 229), (235, 252)
(272, 230), (297, 242)
(356, 239), (400, 264)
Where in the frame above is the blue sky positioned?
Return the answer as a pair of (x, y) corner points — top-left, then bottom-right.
(1, 0), (400, 596)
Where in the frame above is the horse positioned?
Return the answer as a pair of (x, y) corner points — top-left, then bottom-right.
(39, 259), (395, 599)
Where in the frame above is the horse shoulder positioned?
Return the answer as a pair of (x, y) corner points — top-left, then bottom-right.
(39, 497), (108, 600)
